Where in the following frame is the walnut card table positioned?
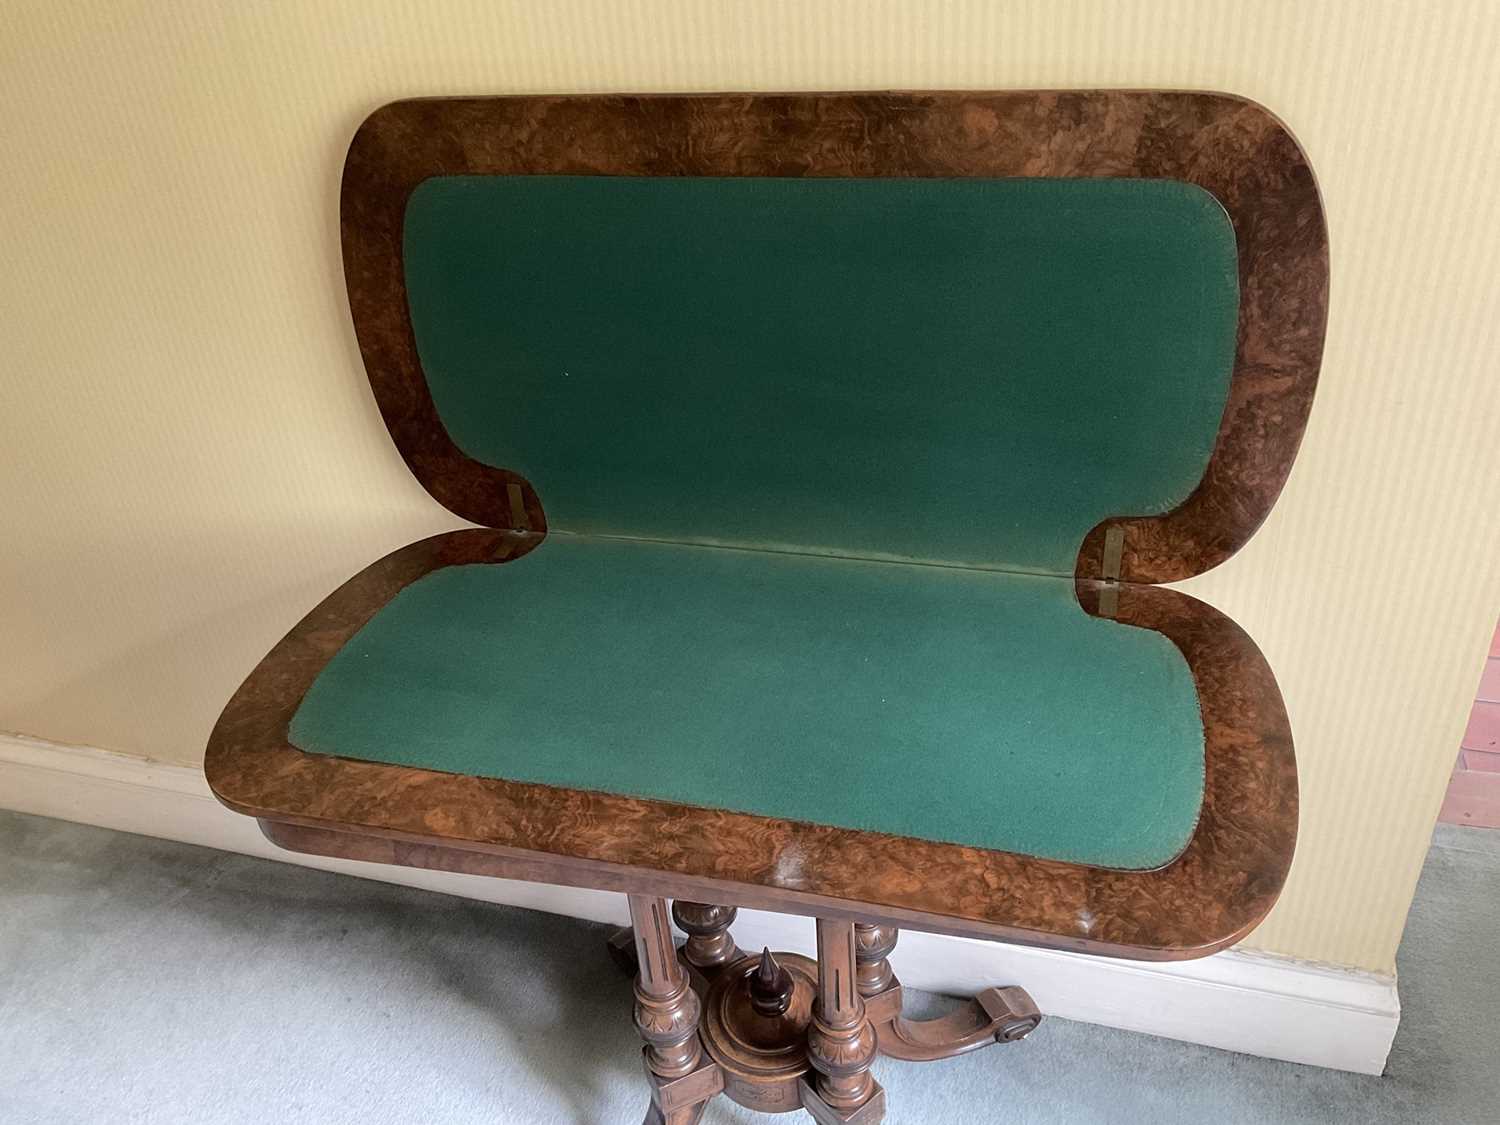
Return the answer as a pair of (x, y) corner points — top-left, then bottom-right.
(206, 90), (1327, 1122)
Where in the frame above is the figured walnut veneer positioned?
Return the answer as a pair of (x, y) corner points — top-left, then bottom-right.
(207, 527), (1295, 959)
(207, 90), (1321, 961)
(340, 89), (1326, 583)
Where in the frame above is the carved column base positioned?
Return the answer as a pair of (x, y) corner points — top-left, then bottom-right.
(615, 910), (1040, 1122)
(797, 1076), (887, 1125)
(806, 919), (882, 1121)
(628, 894), (721, 1122)
(641, 1055), (724, 1125)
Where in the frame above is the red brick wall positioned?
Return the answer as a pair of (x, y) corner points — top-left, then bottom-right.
(1439, 621), (1500, 827)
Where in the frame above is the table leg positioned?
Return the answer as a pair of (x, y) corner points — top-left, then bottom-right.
(671, 901), (742, 984)
(854, 924), (899, 998)
(801, 918), (885, 1124)
(628, 894), (723, 1124)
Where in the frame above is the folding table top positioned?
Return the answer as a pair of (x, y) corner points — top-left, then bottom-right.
(287, 536), (1206, 871)
(399, 172), (1238, 573)
(206, 90), (1327, 960)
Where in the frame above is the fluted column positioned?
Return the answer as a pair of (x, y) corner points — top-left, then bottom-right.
(629, 894), (702, 1079)
(806, 918), (880, 1114)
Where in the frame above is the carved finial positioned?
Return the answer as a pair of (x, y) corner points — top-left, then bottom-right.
(750, 947), (795, 1017)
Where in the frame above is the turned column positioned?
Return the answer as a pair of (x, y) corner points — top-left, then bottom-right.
(629, 894), (703, 1079)
(805, 918), (882, 1119)
(671, 901), (741, 977)
(853, 924), (898, 997)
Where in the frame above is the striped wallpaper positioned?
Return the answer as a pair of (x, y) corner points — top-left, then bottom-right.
(3, 1), (1498, 973)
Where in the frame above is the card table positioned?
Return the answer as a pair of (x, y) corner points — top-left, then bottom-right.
(207, 90), (1326, 1122)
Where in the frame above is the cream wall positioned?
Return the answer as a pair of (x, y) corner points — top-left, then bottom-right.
(2, 1), (1497, 974)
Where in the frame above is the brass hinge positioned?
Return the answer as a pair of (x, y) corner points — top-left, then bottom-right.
(1098, 527), (1125, 617)
(506, 482), (534, 533)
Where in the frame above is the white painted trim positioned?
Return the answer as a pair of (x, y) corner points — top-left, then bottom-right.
(0, 733), (1398, 1074)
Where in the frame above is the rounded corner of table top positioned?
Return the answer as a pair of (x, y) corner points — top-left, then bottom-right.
(205, 529), (1297, 962)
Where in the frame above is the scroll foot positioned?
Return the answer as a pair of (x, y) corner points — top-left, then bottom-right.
(867, 984), (1041, 1062)
(853, 923), (1040, 1063)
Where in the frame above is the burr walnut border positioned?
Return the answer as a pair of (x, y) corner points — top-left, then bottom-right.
(209, 90), (1312, 959)
(204, 528), (1296, 960)
(341, 89), (1327, 583)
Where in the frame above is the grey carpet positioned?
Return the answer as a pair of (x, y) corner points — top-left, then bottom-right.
(1, 811), (1496, 1124)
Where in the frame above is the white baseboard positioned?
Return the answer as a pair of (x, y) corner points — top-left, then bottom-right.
(0, 732), (1398, 1075)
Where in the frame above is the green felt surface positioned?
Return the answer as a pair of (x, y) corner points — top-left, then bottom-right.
(289, 537), (1205, 869)
(403, 175), (1238, 574)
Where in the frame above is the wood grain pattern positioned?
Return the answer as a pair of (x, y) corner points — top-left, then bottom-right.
(205, 527), (1297, 960)
(207, 90), (1309, 964)
(629, 893), (704, 1079)
(855, 923), (1041, 1061)
(672, 901), (742, 980)
(699, 950), (820, 1114)
(341, 90), (1327, 582)
(629, 893), (724, 1123)
(804, 918), (883, 1119)
(853, 925), (898, 997)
